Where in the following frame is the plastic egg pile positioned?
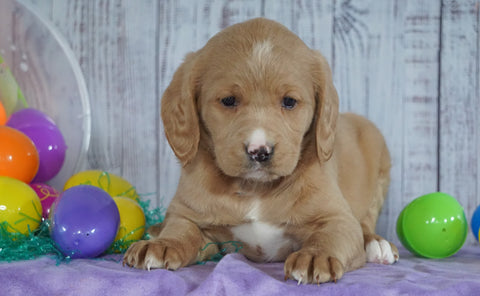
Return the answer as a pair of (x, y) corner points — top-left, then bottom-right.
(0, 158), (146, 258)
(51, 170), (146, 258)
(0, 106), (66, 234)
(0, 58), (146, 259)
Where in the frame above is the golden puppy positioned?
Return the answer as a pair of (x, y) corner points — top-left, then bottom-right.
(124, 18), (398, 284)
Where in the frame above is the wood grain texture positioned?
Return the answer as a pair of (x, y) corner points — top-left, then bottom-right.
(439, 0), (480, 244)
(49, 0), (161, 206)
(10, 0), (480, 245)
(328, 0), (442, 242)
(263, 0), (334, 58)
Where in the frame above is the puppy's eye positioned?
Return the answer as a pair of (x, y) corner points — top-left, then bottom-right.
(282, 96), (297, 109)
(220, 96), (238, 108)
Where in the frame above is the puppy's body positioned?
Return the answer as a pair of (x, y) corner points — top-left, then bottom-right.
(124, 18), (398, 284)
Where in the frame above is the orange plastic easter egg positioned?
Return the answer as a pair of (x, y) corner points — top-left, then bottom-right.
(0, 126), (39, 183)
(0, 101), (6, 125)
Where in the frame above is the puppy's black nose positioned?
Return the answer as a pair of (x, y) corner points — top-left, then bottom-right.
(247, 145), (273, 162)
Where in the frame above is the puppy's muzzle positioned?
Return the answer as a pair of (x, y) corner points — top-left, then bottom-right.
(246, 144), (274, 163)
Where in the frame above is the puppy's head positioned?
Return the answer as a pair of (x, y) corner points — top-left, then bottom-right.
(162, 18), (338, 182)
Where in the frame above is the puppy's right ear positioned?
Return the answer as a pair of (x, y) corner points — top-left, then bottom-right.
(161, 53), (200, 166)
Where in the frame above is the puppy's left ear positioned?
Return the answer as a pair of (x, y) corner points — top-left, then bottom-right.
(311, 51), (339, 163)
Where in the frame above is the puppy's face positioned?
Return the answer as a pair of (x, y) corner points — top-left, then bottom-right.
(161, 18), (339, 182)
(198, 41), (316, 182)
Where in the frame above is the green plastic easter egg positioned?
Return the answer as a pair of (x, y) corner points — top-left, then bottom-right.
(0, 55), (28, 115)
(397, 192), (467, 258)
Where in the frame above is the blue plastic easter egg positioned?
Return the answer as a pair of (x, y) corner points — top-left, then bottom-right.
(471, 205), (480, 242)
(50, 185), (120, 258)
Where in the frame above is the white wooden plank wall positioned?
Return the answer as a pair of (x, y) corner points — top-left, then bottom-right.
(14, 0), (480, 246)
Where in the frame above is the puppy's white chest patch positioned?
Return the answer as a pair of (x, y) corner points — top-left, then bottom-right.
(231, 202), (290, 261)
(231, 221), (287, 261)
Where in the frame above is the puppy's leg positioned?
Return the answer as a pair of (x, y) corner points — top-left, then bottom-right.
(284, 214), (366, 284)
(361, 149), (399, 265)
(123, 215), (216, 270)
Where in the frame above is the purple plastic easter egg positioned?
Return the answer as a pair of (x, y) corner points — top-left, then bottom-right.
(50, 185), (120, 258)
(14, 124), (67, 183)
(7, 108), (56, 129)
(29, 183), (60, 219)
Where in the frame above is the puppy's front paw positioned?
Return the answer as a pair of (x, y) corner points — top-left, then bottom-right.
(365, 237), (399, 265)
(123, 239), (188, 271)
(284, 251), (344, 285)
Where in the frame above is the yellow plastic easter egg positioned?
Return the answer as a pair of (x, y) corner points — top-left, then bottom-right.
(113, 196), (146, 244)
(0, 176), (43, 235)
(64, 170), (139, 201)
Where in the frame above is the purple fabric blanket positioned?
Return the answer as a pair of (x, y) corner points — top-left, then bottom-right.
(1, 246), (480, 295)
